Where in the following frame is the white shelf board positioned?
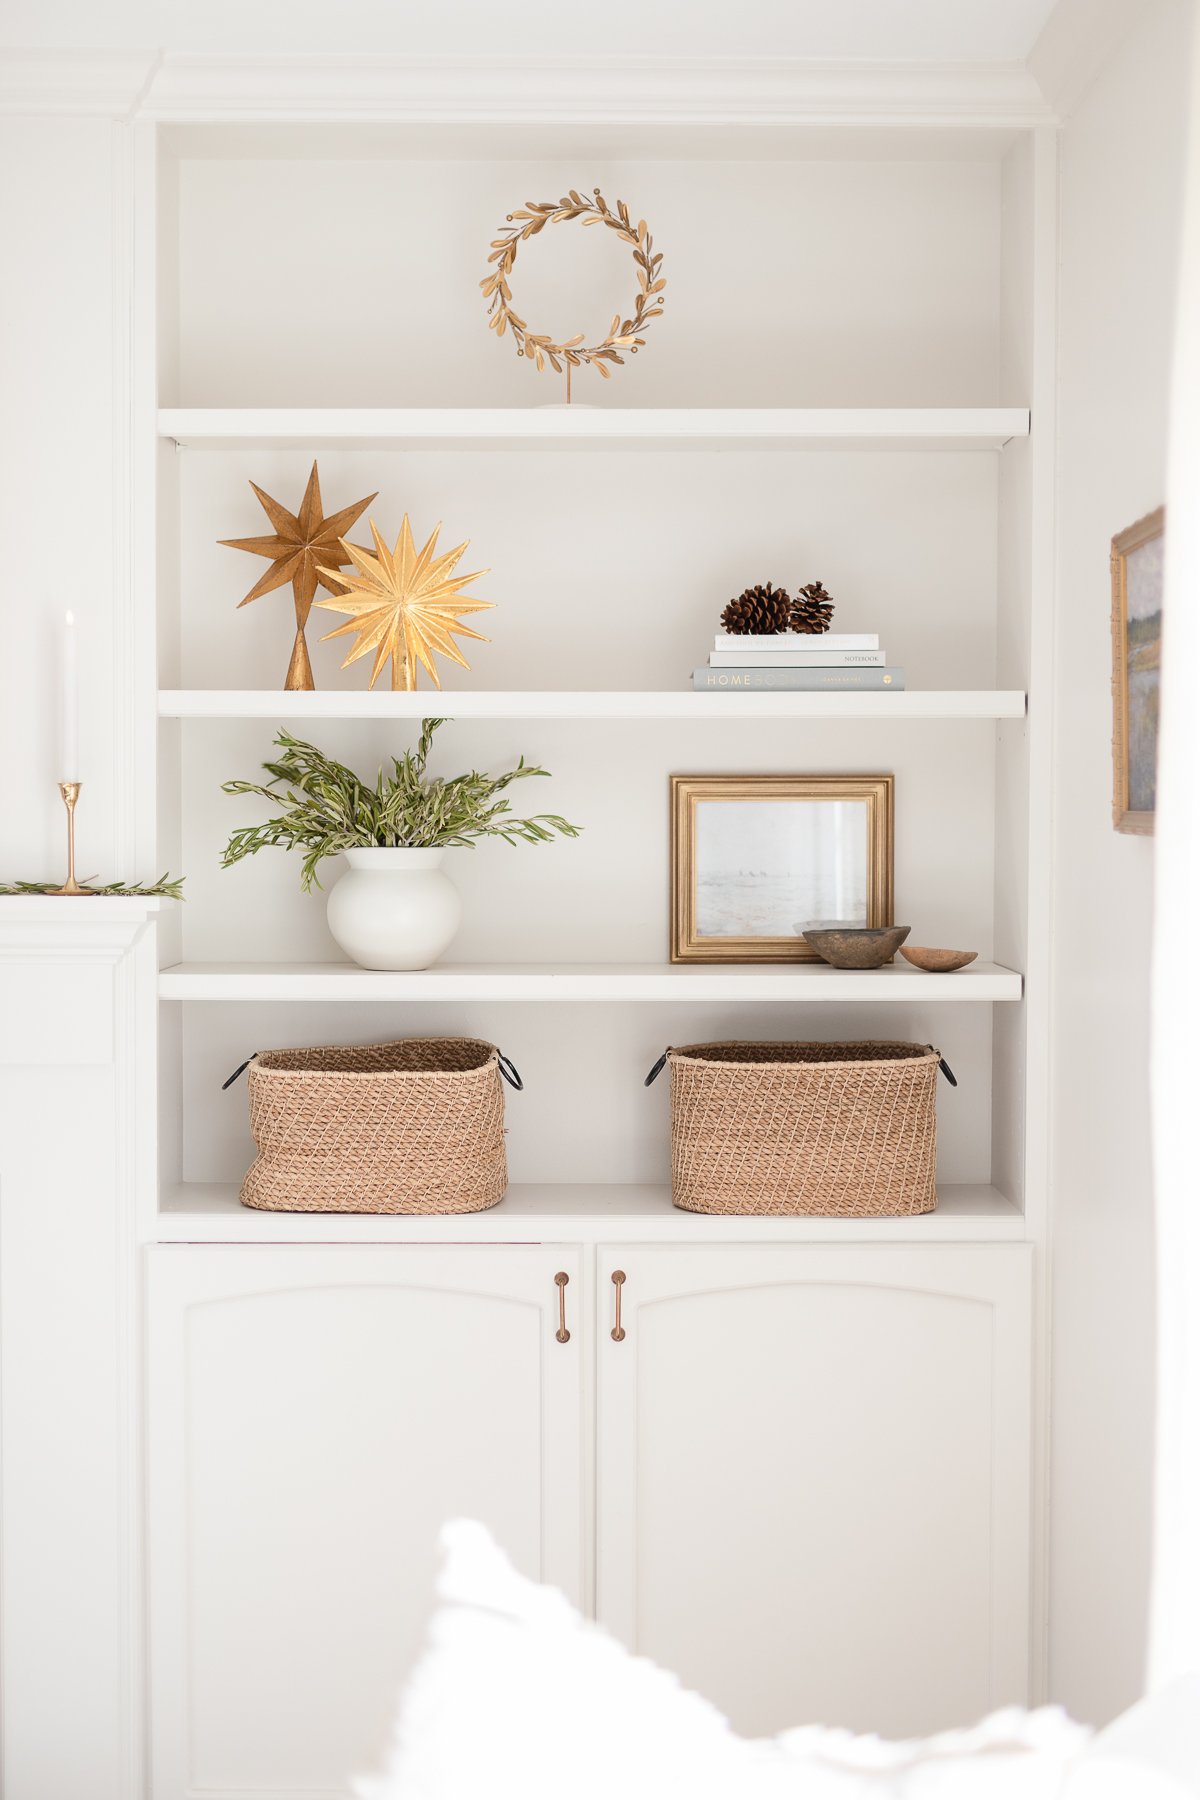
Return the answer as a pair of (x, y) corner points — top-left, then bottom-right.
(158, 960), (1023, 1003)
(158, 406), (1030, 453)
(158, 688), (1026, 722)
(155, 1182), (1026, 1245)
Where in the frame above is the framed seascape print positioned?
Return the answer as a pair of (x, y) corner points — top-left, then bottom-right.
(1111, 505), (1164, 835)
(670, 774), (894, 963)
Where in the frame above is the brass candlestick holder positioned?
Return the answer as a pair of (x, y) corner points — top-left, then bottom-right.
(49, 781), (94, 896)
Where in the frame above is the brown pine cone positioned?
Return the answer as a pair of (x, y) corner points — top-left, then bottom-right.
(720, 582), (793, 635)
(791, 580), (835, 634)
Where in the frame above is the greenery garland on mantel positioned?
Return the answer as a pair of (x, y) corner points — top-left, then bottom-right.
(0, 875), (184, 899)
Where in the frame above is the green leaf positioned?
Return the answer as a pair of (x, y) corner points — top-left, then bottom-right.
(219, 721), (582, 891)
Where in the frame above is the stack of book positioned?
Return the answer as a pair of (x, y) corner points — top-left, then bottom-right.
(693, 634), (905, 691)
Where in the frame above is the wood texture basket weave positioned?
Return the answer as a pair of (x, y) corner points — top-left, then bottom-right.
(239, 1038), (512, 1214)
(655, 1041), (946, 1217)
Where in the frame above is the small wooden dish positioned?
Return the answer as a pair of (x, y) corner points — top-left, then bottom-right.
(900, 947), (978, 973)
(802, 925), (911, 969)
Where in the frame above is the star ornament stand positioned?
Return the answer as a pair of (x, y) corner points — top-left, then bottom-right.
(220, 462), (378, 693)
(316, 515), (494, 693)
(48, 781), (94, 895)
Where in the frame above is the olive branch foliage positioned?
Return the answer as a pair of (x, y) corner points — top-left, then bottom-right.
(220, 719), (581, 893)
(0, 875), (184, 898)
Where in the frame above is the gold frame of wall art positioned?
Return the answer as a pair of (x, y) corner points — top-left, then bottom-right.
(670, 773), (895, 964)
(1111, 505), (1164, 836)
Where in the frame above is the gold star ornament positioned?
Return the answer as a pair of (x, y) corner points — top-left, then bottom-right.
(315, 516), (494, 691)
(219, 461), (378, 691)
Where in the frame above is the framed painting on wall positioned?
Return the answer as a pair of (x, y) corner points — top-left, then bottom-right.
(669, 773), (894, 963)
(1111, 506), (1164, 835)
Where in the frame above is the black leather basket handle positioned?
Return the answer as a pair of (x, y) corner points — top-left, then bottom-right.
(222, 1053), (258, 1090)
(644, 1051), (670, 1087)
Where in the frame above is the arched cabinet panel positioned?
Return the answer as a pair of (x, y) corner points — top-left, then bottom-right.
(146, 1245), (585, 1798)
(595, 1243), (1032, 1740)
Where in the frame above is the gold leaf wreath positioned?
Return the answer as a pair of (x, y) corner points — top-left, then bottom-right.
(480, 187), (666, 378)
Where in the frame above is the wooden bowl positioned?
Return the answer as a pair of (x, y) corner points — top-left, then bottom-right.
(900, 946), (979, 973)
(802, 925), (911, 969)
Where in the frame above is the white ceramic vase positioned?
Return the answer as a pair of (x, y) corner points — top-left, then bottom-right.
(325, 847), (462, 971)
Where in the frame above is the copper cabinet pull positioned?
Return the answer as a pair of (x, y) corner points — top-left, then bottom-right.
(555, 1271), (570, 1343)
(611, 1269), (626, 1342)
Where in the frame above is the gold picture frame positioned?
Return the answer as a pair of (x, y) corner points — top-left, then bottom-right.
(1111, 505), (1164, 836)
(670, 774), (895, 963)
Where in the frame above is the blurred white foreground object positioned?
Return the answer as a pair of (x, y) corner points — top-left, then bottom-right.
(355, 1520), (1200, 1800)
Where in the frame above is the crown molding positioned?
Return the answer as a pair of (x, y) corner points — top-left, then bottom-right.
(142, 53), (1053, 125)
(0, 49), (159, 116)
(1026, 0), (1144, 119)
(0, 50), (1055, 127)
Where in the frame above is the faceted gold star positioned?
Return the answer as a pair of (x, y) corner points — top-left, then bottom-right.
(315, 516), (494, 691)
(219, 461), (377, 690)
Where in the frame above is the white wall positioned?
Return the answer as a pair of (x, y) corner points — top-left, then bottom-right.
(1048, 0), (1193, 1726)
(0, 117), (146, 1800)
(1149, 5), (1200, 1692)
(0, 117), (125, 878)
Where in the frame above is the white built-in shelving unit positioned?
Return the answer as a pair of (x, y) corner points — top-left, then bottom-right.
(142, 115), (1054, 1255)
(115, 84), (1060, 1776)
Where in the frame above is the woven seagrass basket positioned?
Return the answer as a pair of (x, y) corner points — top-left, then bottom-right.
(236, 1038), (520, 1215)
(647, 1040), (953, 1217)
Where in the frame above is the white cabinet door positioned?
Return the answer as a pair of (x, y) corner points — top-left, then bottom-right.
(146, 1244), (584, 1800)
(595, 1244), (1032, 1741)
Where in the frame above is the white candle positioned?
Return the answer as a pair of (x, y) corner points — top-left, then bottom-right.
(60, 611), (79, 781)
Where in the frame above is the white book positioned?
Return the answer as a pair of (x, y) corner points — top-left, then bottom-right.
(713, 632), (879, 652)
(709, 648), (886, 668)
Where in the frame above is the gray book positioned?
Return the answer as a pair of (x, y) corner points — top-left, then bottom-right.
(693, 666), (906, 691)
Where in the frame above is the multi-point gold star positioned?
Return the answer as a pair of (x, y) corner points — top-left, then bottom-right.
(315, 516), (494, 691)
(219, 461), (377, 689)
